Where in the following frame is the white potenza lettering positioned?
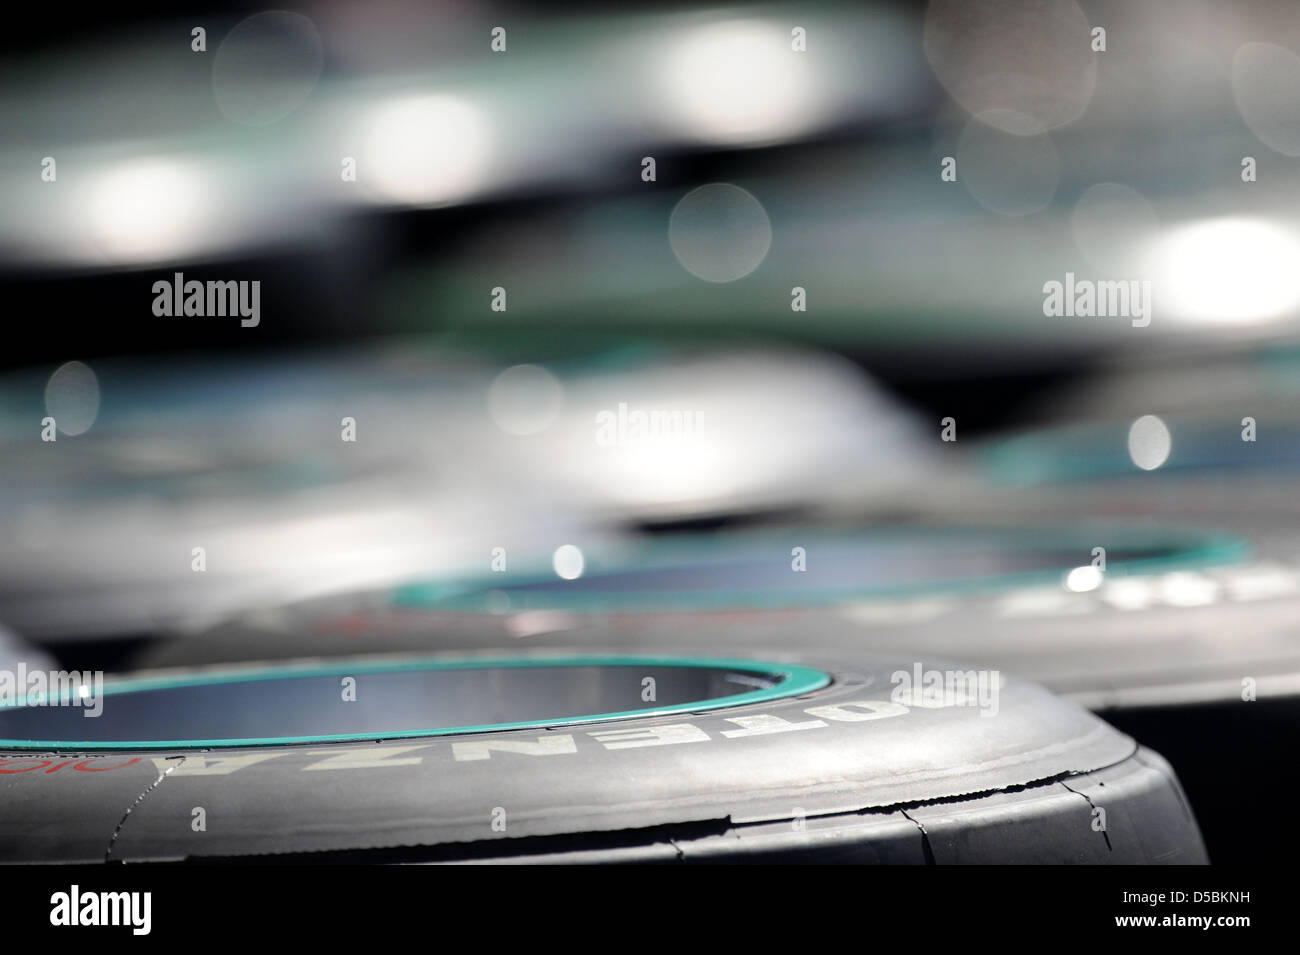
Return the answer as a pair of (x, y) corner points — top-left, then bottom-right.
(151, 753), (284, 776)
(303, 745), (430, 771)
(452, 735), (577, 761)
(588, 723), (709, 749)
(720, 714), (826, 738)
(803, 700), (909, 722)
(28, 699), (943, 779)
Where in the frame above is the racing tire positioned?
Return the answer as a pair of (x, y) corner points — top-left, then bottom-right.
(0, 651), (1207, 864)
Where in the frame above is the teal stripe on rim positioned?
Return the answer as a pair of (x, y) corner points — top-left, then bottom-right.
(0, 655), (831, 752)
(392, 525), (1250, 614)
(980, 418), (1300, 486)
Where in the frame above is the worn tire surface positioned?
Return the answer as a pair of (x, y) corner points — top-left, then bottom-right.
(0, 652), (1206, 864)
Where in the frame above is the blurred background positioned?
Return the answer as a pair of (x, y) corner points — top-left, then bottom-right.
(4, 0), (1300, 862)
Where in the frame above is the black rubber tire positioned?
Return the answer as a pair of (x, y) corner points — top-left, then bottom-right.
(145, 537), (1300, 713)
(0, 651), (1206, 864)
